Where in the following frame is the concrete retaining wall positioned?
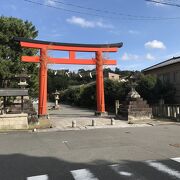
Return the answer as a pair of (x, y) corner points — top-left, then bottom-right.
(0, 113), (28, 130)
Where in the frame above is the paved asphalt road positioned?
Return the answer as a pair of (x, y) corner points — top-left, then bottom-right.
(0, 125), (179, 179)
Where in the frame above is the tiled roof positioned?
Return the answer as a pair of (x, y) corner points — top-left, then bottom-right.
(143, 56), (180, 72)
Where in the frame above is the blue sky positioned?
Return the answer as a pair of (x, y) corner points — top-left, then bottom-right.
(1, 0), (180, 71)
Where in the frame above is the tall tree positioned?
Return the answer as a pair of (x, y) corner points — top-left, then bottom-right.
(0, 16), (38, 96)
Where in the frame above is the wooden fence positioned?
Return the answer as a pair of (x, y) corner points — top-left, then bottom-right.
(152, 104), (180, 122)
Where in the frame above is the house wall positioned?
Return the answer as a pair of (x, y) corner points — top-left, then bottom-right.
(144, 63), (180, 103)
(108, 72), (120, 81)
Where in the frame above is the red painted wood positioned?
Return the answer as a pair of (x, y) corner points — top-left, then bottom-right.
(22, 56), (39, 63)
(21, 56), (117, 65)
(18, 39), (121, 117)
(96, 51), (105, 113)
(38, 48), (48, 116)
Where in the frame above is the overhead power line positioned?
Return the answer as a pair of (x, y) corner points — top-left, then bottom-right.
(146, 0), (180, 7)
(48, 0), (170, 19)
(24, 0), (180, 20)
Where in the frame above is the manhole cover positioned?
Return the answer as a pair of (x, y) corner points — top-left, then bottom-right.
(169, 144), (180, 148)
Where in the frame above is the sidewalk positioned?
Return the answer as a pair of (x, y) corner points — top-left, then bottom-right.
(47, 104), (178, 131)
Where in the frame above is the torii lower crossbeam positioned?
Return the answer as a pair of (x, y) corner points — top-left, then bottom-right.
(15, 37), (123, 118)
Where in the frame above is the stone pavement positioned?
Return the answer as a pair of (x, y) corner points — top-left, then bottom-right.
(46, 104), (178, 131)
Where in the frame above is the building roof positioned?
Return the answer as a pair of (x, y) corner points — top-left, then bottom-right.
(0, 89), (28, 97)
(143, 56), (180, 72)
(14, 37), (123, 48)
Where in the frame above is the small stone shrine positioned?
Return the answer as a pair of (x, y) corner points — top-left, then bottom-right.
(117, 74), (152, 123)
(0, 69), (35, 130)
(0, 88), (29, 129)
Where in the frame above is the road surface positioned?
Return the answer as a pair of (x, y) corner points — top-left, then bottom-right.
(0, 125), (179, 179)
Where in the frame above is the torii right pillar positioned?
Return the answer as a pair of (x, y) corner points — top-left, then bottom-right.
(95, 51), (107, 116)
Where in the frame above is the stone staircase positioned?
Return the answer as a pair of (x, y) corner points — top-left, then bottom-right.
(117, 97), (152, 123)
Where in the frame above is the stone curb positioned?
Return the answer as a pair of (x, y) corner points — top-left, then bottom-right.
(34, 123), (152, 133)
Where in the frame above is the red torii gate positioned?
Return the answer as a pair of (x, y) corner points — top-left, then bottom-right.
(15, 37), (123, 118)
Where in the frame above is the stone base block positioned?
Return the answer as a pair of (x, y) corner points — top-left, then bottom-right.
(117, 98), (152, 123)
(54, 105), (60, 110)
(95, 111), (108, 117)
(38, 114), (49, 120)
(128, 116), (152, 124)
(0, 113), (28, 130)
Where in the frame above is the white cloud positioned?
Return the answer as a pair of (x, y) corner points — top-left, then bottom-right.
(164, 51), (180, 59)
(145, 40), (166, 49)
(109, 30), (121, 36)
(44, 0), (56, 6)
(122, 52), (139, 61)
(146, 53), (155, 60)
(67, 16), (94, 28)
(96, 21), (113, 29)
(121, 52), (156, 61)
(128, 30), (139, 35)
(66, 16), (113, 29)
(120, 64), (142, 71)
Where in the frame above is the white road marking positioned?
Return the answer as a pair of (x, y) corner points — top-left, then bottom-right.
(110, 164), (133, 177)
(119, 171), (133, 176)
(146, 160), (180, 179)
(71, 169), (99, 180)
(171, 157), (180, 163)
(27, 174), (48, 180)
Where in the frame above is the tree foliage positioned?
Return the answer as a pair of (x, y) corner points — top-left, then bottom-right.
(0, 16), (38, 97)
(104, 79), (129, 111)
(61, 80), (130, 110)
(61, 73), (176, 111)
(136, 74), (176, 104)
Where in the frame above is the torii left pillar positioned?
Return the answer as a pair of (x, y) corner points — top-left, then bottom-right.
(38, 48), (48, 118)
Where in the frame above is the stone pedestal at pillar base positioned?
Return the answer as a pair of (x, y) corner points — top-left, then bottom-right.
(95, 111), (108, 117)
(54, 105), (60, 110)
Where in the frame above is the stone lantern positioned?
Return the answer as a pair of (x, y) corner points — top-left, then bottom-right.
(126, 73), (141, 100)
(117, 73), (152, 123)
(15, 68), (30, 89)
(14, 68), (30, 104)
(53, 90), (60, 109)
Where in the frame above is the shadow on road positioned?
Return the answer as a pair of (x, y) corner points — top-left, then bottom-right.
(0, 154), (178, 180)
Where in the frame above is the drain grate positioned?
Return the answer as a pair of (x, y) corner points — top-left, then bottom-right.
(169, 143), (180, 148)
